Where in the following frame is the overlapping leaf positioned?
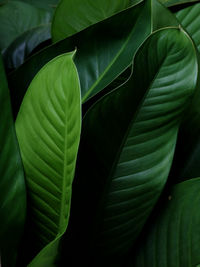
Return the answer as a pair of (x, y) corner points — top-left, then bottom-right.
(64, 28), (197, 265)
(167, 2), (200, 181)
(3, 24), (51, 70)
(15, 52), (81, 265)
(0, 1), (51, 51)
(176, 2), (200, 51)
(0, 56), (26, 266)
(131, 178), (200, 267)
(51, 0), (141, 42)
(160, 0), (199, 7)
(8, 0), (178, 117)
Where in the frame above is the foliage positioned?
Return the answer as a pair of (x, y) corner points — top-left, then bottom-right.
(1, 0), (200, 266)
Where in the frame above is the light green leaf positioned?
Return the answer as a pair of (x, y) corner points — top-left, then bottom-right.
(15, 52), (81, 265)
(51, 0), (141, 42)
(0, 1), (51, 51)
(131, 178), (200, 267)
(67, 28), (197, 264)
(0, 56), (26, 266)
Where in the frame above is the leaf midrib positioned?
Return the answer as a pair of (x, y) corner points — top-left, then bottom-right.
(58, 57), (76, 235)
(107, 43), (174, 190)
(91, 37), (180, 243)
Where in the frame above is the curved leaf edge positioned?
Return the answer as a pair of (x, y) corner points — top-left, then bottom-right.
(16, 50), (81, 266)
(51, 0), (144, 42)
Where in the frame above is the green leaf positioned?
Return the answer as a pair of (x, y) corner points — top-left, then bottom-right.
(3, 24), (51, 70)
(11, 0), (60, 11)
(167, 2), (200, 181)
(176, 2), (200, 52)
(131, 178), (200, 267)
(51, 0), (141, 42)
(168, 81), (200, 181)
(0, 1), (51, 51)
(65, 28), (197, 265)
(8, 0), (178, 116)
(159, 0), (199, 7)
(0, 56), (26, 266)
(15, 52), (81, 265)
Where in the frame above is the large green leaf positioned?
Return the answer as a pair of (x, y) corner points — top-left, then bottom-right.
(15, 52), (81, 265)
(0, 1), (51, 51)
(51, 0), (141, 42)
(62, 28), (197, 266)
(0, 56), (26, 266)
(3, 24), (51, 70)
(167, 2), (200, 181)
(168, 81), (200, 181)
(8, 0), (178, 117)
(131, 178), (200, 267)
(176, 2), (200, 52)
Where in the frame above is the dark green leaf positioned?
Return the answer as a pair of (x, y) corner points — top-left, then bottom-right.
(0, 56), (26, 266)
(176, 1), (200, 52)
(160, 0), (199, 7)
(168, 81), (200, 181)
(8, 0), (178, 117)
(0, 1), (51, 51)
(11, 0), (60, 11)
(15, 52), (81, 265)
(3, 24), (51, 70)
(131, 178), (200, 267)
(65, 28), (197, 265)
(168, 2), (200, 181)
(51, 0), (142, 42)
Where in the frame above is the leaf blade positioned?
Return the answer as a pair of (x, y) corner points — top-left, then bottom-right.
(8, 0), (178, 117)
(51, 0), (142, 42)
(64, 27), (198, 265)
(130, 178), (200, 267)
(3, 24), (51, 70)
(167, 2), (200, 181)
(160, 0), (199, 7)
(0, 1), (51, 51)
(15, 52), (81, 264)
(176, 2), (200, 52)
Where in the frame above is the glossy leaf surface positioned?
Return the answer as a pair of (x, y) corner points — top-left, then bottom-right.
(51, 0), (141, 42)
(8, 0), (178, 116)
(168, 2), (200, 181)
(65, 28), (197, 265)
(0, 56), (26, 266)
(176, 2), (200, 51)
(131, 178), (200, 267)
(3, 24), (51, 70)
(0, 1), (51, 51)
(15, 52), (81, 264)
